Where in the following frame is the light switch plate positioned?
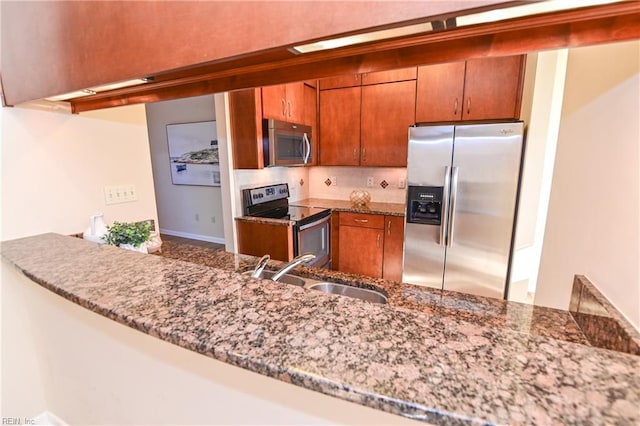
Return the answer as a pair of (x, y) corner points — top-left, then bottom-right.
(104, 185), (137, 205)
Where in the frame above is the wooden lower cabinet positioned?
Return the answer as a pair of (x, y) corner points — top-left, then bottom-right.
(337, 213), (405, 280)
(235, 219), (294, 262)
(382, 216), (405, 282)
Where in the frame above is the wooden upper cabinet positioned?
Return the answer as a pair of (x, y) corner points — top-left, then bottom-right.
(416, 55), (525, 123)
(303, 83), (318, 166)
(318, 74), (361, 90)
(462, 55), (525, 120)
(319, 86), (361, 166)
(416, 61), (466, 122)
(229, 88), (264, 169)
(261, 82), (305, 123)
(361, 67), (417, 85)
(360, 80), (416, 167)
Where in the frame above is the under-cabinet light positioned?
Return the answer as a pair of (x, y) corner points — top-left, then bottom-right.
(454, 0), (623, 28)
(44, 77), (153, 102)
(291, 22), (434, 54)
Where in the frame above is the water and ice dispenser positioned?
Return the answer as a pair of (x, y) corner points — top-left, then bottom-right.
(406, 186), (443, 225)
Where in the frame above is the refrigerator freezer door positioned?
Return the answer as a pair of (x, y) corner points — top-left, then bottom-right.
(443, 122), (524, 298)
(403, 126), (454, 289)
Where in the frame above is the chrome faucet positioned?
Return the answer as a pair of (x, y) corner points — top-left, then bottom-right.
(251, 254), (271, 278)
(271, 253), (316, 282)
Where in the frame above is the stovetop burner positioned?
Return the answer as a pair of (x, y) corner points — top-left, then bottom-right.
(242, 183), (331, 227)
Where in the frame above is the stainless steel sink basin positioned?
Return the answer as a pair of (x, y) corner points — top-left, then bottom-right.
(308, 282), (387, 304)
(242, 269), (306, 287)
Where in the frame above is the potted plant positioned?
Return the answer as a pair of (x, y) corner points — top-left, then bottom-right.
(102, 221), (151, 253)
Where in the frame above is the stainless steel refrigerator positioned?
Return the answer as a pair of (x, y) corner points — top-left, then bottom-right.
(403, 121), (524, 299)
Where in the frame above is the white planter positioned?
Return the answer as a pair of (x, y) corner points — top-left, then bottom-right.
(119, 243), (148, 254)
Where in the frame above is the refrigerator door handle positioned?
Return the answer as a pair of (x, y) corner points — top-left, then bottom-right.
(447, 166), (459, 248)
(440, 166), (451, 246)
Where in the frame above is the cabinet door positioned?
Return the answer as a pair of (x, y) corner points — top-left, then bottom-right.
(284, 82), (305, 123)
(415, 61), (466, 122)
(262, 84), (287, 120)
(303, 83), (318, 166)
(319, 74), (361, 90)
(462, 55), (525, 120)
(236, 219), (294, 262)
(361, 67), (417, 85)
(382, 216), (405, 282)
(360, 80), (416, 167)
(338, 225), (383, 278)
(319, 87), (361, 166)
(229, 88), (264, 169)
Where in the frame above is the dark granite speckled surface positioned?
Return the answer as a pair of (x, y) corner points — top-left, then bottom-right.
(2, 234), (639, 425)
(292, 197), (406, 216)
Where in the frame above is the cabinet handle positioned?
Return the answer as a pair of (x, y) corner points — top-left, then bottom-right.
(467, 97), (471, 115)
(353, 148), (357, 161)
(377, 233), (381, 248)
(454, 98), (458, 116)
(362, 147), (366, 162)
(354, 219), (369, 223)
(287, 100), (292, 118)
(387, 220), (391, 236)
(281, 98), (286, 116)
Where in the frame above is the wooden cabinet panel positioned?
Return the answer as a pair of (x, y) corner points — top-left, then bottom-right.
(361, 67), (417, 85)
(382, 216), (405, 282)
(229, 88), (264, 169)
(462, 55), (525, 120)
(338, 225), (383, 278)
(416, 61), (466, 123)
(236, 219), (294, 262)
(319, 87), (361, 166)
(360, 80), (416, 167)
(284, 82), (305, 123)
(303, 83), (318, 166)
(318, 74), (361, 90)
(339, 212), (385, 229)
(261, 84), (287, 120)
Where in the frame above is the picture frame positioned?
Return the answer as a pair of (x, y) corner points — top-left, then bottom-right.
(166, 121), (220, 186)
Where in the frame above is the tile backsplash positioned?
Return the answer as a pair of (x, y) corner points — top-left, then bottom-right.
(309, 167), (407, 204)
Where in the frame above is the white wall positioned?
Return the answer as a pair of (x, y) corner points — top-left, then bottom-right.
(0, 103), (158, 241)
(1, 262), (421, 426)
(536, 40), (640, 329)
(145, 95), (225, 243)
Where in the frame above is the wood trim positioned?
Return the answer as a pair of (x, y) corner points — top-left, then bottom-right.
(70, 3), (640, 112)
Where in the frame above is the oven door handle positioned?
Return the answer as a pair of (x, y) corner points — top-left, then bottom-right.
(298, 213), (330, 231)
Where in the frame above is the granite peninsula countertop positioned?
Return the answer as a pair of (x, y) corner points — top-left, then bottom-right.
(2, 233), (639, 425)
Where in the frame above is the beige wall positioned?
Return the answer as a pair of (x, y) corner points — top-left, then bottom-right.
(536, 40), (640, 329)
(145, 95), (225, 243)
(0, 104), (158, 241)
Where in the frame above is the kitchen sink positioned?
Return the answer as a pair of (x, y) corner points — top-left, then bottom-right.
(308, 282), (387, 304)
(243, 267), (387, 304)
(242, 269), (306, 287)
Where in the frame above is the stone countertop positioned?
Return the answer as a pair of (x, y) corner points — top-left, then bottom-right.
(292, 197), (406, 216)
(2, 234), (639, 425)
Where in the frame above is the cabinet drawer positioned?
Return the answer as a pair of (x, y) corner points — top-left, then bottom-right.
(361, 67), (417, 85)
(339, 212), (384, 229)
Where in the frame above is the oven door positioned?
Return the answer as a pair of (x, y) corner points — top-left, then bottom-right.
(296, 214), (331, 269)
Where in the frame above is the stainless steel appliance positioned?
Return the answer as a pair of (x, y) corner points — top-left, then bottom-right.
(403, 121), (524, 299)
(263, 119), (312, 167)
(242, 183), (330, 269)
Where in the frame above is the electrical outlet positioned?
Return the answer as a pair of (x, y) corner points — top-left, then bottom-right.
(211, 216), (216, 223)
(399, 178), (406, 189)
(366, 177), (374, 187)
(331, 176), (337, 186)
(195, 213), (200, 222)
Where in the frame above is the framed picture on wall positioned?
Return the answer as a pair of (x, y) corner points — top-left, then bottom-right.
(166, 121), (220, 186)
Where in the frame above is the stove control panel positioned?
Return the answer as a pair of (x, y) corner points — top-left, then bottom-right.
(243, 183), (290, 207)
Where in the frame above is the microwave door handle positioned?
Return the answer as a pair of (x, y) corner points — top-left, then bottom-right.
(303, 132), (311, 164)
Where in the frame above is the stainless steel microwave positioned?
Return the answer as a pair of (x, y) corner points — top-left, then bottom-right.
(263, 119), (312, 167)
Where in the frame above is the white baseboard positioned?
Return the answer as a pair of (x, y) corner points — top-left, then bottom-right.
(159, 229), (225, 245)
